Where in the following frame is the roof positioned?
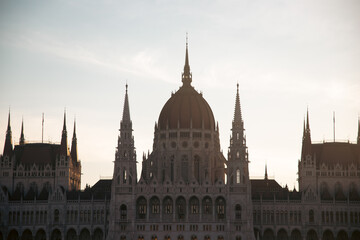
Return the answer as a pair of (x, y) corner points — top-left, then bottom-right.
(158, 85), (215, 131)
(13, 143), (60, 166)
(251, 179), (283, 193)
(312, 142), (360, 166)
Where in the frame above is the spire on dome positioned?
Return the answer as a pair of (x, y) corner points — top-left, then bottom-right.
(19, 118), (25, 145)
(3, 110), (13, 156)
(182, 33), (192, 87)
(60, 110), (69, 155)
(71, 118), (78, 162)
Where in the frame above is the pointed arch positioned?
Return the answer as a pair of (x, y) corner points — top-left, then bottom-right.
(236, 169), (240, 184)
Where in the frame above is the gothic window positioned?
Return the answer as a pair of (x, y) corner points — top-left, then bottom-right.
(137, 197), (147, 219)
(235, 204), (241, 220)
(171, 156), (174, 182)
(16, 182), (24, 193)
(120, 204), (127, 220)
(202, 197), (212, 215)
(194, 156), (200, 183)
(163, 197), (173, 214)
(123, 169), (127, 184)
(189, 197), (199, 214)
(236, 133), (239, 140)
(54, 209), (59, 223)
(216, 197), (226, 219)
(150, 197), (160, 214)
(309, 209), (314, 223)
(30, 182), (38, 193)
(236, 169), (240, 184)
(176, 197), (186, 220)
(177, 236), (184, 240)
(181, 155), (188, 182)
(236, 151), (240, 158)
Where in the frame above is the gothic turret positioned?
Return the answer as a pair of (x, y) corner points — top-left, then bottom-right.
(19, 118), (25, 145)
(357, 118), (360, 144)
(228, 84), (249, 185)
(301, 109), (312, 159)
(115, 84), (137, 184)
(60, 111), (69, 156)
(3, 111), (13, 156)
(71, 119), (78, 162)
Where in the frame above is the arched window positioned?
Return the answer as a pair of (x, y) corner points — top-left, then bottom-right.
(151, 236), (158, 240)
(194, 156), (200, 183)
(150, 197), (160, 214)
(204, 236), (211, 240)
(236, 169), (240, 184)
(123, 169), (127, 184)
(191, 236), (198, 240)
(235, 204), (242, 220)
(163, 197), (173, 214)
(181, 155), (188, 182)
(120, 204), (127, 220)
(54, 209), (60, 223)
(216, 197), (226, 219)
(120, 236), (126, 240)
(177, 236), (184, 240)
(29, 182), (38, 193)
(16, 182), (24, 193)
(202, 197), (212, 215)
(189, 197), (199, 214)
(137, 197), (147, 219)
(170, 156), (175, 182)
(309, 209), (314, 223)
(176, 197), (186, 220)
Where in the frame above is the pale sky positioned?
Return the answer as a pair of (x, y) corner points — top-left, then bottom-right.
(1, 0), (359, 190)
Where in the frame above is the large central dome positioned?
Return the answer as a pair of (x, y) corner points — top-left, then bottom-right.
(158, 43), (215, 130)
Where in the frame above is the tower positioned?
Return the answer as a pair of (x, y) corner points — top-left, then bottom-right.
(227, 84), (255, 239)
(227, 83), (249, 185)
(70, 119), (81, 190)
(298, 109), (316, 192)
(3, 111), (13, 157)
(107, 84), (137, 239)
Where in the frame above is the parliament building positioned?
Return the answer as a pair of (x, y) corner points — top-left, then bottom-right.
(0, 43), (359, 240)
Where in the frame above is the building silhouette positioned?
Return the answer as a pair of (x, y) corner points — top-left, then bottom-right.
(0, 43), (359, 240)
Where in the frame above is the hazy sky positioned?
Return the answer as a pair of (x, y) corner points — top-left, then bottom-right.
(1, 0), (359, 189)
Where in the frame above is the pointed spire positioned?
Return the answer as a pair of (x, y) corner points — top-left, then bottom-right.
(265, 163), (268, 180)
(60, 110), (69, 155)
(3, 110), (13, 156)
(182, 33), (192, 87)
(19, 118), (25, 145)
(122, 83), (131, 124)
(306, 107), (310, 130)
(302, 108), (312, 158)
(357, 117), (360, 144)
(71, 118), (78, 162)
(233, 83), (243, 124)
